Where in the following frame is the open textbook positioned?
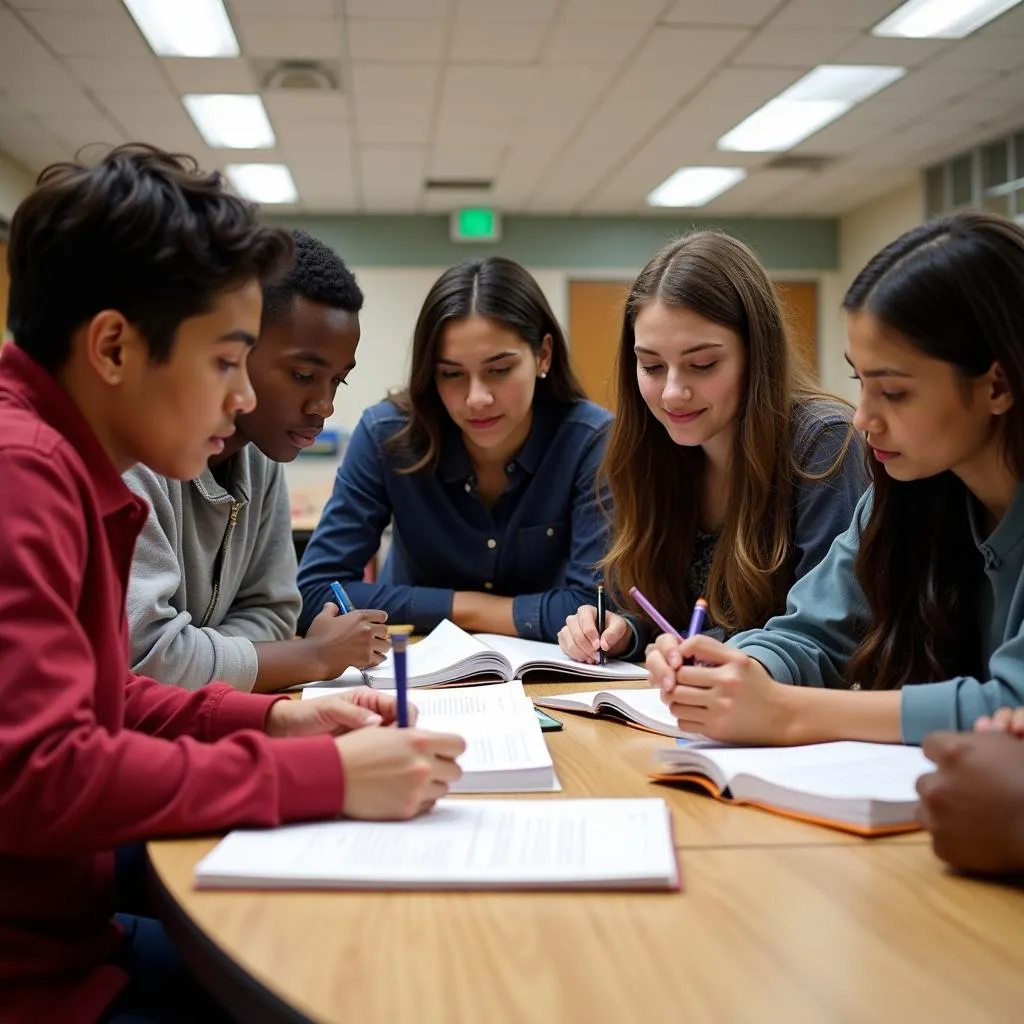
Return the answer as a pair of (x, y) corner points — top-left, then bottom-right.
(194, 798), (680, 891)
(534, 687), (699, 739)
(304, 680), (558, 793)
(653, 740), (931, 836)
(317, 619), (649, 688)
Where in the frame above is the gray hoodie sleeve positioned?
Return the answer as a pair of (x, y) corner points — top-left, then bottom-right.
(124, 469), (259, 692)
(216, 463), (300, 643)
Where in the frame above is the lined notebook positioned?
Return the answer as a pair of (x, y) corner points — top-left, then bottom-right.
(534, 688), (698, 739)
(325, 619), (648, 688)
(653, 740), (931, 836)
(304, 680), (558, 793)
(194, 798), (680, 891)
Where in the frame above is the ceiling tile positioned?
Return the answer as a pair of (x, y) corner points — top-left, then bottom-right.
(832, 35), (951, 68)
(770, 0), (904, 30)
(352, 64), (440, 145)
(732, 27), (859, 67)
(161, 58), (257, 94)
(662, 0), (779, 27)
(95, 91), (208, 151)
(65, 55), (167, 92)
(924, 36), (1024, 73)
(978, 4), (1024, 36)
(0, 116), (71, 171)
(422, 188), (498, 212)
(345, 0), (452, 18)
(262, 90), (349, 123)
(434, 66), (539, 146)
(347, 19), (446, 62)
(428, 143), (505, 179)
(234, 16), (344, 59)
(454, 0), (559, 22)
(634, 25), (750, 66)
(274, 118), (352, 157)
(701, 168), (812, 214)
(359, 145), (427, 211)
(290, 163), (357, 210)
(19, 10), (150, 57)
(858, 68), (999, 120)
(559, 0), (666, 21)
(971, 67), (1024, 102)
(9, 90), (105, 119)
(0, 11), (83, 91)
(529, 31), (757, 209)
(451, 20), (548, 63)
(229, 0), (336, 14)
(41, 114), (125, 150)
(6, 0), (117, 10)
(542, 19), (650, 63)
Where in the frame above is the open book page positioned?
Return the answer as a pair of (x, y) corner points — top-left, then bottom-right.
(366, 619), (507, 686)
(536, 687), (694, 738)
(477, 633), (649, 680)
(659, 741), (932, 803)
(304, 681), (557, 792)
(194, 798), (679, 890)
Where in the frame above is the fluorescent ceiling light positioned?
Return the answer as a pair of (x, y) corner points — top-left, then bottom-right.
(647, 167), (747, 207)
(183, 94), (276, 149)
(718, 65), (905, 152)
(123, 0), (239, 57)
(225, 164), (299, 205)
(873, 0), (1023, 39)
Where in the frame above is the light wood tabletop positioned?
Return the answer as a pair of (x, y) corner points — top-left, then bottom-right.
(146, 678), (1014, 1024)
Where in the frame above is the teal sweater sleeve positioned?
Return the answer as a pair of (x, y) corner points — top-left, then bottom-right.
(731, 486), (1024, 743)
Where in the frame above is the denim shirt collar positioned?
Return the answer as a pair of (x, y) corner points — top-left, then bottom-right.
(437, 402), (561, 484)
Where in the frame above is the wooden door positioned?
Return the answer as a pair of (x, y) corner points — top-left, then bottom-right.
(567, 280), (630, 413)
(773, 280), (819, 375)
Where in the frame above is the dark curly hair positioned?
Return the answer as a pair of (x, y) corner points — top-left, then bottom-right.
(261, 229), (364, 326)
(7, 142), (293, 372)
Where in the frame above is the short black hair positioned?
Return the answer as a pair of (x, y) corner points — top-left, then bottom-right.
(7, 143), (293, 371)
(262, 229), (364, 326)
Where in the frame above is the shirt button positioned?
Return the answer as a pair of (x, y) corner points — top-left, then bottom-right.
(487, 538), (497, 549)
(546, 527), (554, 537)
(484, 581), (493, 590)
(464, 482), (472, 492)
(505, 462), (515, 473)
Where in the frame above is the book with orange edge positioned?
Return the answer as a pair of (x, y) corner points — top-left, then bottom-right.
(650, 739), (931, 837)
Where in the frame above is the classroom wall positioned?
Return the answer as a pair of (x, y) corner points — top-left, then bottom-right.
(272, 212), (843, 494)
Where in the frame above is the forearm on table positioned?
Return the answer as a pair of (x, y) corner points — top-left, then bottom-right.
(451, 591), (516, 635)
(779, 685), (903, 745)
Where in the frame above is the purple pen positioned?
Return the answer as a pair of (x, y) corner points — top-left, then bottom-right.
(628, 586), (682, 640)
(686, 598), (708, 640)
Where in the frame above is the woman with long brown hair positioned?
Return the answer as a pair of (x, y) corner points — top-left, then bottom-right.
(558, 230), (865, 663)
(297, 256), (612, 640)
(648, 211), (1024, 746)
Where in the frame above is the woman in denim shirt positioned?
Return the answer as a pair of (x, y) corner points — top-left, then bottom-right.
(298, 257), (612, 641)
(558, 231), (867, 662)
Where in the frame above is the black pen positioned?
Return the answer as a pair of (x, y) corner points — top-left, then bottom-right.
(596, 582), (606, 665)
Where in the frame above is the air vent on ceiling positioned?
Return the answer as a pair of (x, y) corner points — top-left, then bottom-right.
(254, 59), (341, 91)
(424, 178), (493, 191)
(764, 154), (833, 172)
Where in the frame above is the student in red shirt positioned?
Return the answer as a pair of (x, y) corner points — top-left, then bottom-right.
(0, 144), (464, 1024)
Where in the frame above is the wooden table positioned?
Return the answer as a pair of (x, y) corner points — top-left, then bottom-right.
(146, 681), (1024, 1024)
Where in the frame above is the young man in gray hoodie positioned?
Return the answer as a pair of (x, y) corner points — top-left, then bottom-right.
(125, 231), (387, 692)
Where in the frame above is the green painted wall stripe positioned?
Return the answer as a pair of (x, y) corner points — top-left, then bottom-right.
(266, 214), (839, 271)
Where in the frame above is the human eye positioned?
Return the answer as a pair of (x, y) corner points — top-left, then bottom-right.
(489, 365), (513, 377)
(292, 371), (315, 384)
(690, 361), (717, 373)
(882, 391), (907, 403)
(638, 363), (663, 376)
(438, 368), (463, 380)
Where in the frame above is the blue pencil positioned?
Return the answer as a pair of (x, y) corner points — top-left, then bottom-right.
(329, 580), (354, 614)
(392, 632), (409, 728)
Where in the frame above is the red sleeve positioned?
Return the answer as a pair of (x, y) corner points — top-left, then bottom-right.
(0, 449), (344, 857)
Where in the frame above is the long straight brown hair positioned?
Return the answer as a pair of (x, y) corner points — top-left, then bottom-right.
(601, 231), (852, 633)
(845, 212), (1024, 690)
(387, 257), (587, 473)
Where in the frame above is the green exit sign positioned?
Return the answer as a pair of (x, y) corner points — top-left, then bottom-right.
(451, 208), (501, 242)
